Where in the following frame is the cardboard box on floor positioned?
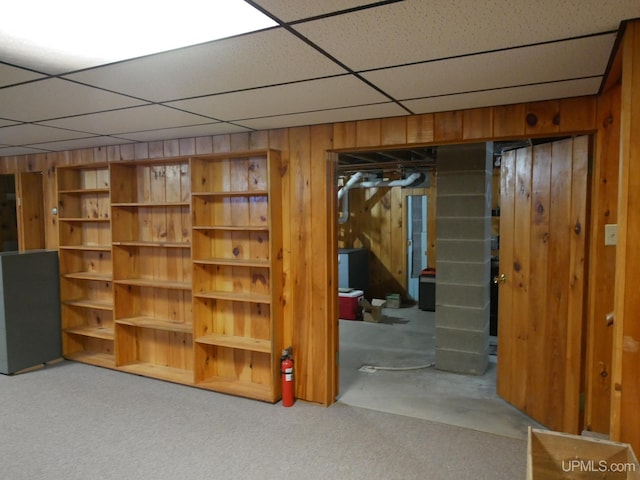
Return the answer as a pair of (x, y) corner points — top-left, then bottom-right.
(362, 298), (386, 323)
(527, 427), (640, 479)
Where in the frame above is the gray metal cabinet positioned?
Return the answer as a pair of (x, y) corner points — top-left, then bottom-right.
(0, 250), (61, 374)
(338, 248), (369, 294)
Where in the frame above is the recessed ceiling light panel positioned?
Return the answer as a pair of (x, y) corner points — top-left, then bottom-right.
(0, 0), (277, 73)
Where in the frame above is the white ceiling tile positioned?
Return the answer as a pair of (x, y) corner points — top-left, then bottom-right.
(401, 77), (603, 114)
(167, 76), (389, 121)
(26, 136), (131, 152)
(38, 105), (213, 135)
(0, 64), (45, 87)
(235, 103), (407, 130)
(0, 124), (94, 146)
(294, 0), (640, 71)
(0, 78), (148, 122)
(251, 0), (374, 21)
(115, 123), (250, 142)
(64, 29), (347, 102)
(363, 35), (614, 101)
(0, 146), (50, 156)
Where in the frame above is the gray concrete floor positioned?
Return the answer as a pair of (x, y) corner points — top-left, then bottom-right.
(337, 304), (542, 440)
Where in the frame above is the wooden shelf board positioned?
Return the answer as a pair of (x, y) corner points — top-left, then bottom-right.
(192, 190), (268, 197)
(112, 241), (190, 249)
(116, 316), (192, 334)
(193, 290), (271, 304)
(118, 362), (194, 385)
(114, 278), (192, 290)
(58, 188), (110, 194)
(192, 225), (269, 232)
(192, 257), (269, 268)
(196, 377), (275, 402)
(59, 245), (111, 252)
(58, 217), (110, 222)
(111, 202), (189, 207)
(195, 334), (271, 353)
(63, 271), (112, 282)
(64, 325), (114, 341)
(65, 351), (116, 369)
(62, 298), (114, 310)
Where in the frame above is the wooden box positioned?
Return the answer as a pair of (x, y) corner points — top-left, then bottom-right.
(528, 427), (640, 479)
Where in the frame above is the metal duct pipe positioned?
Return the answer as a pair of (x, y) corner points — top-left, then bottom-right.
(355, 171), (423, 189)
(337, 171), (424, 224)
(337, 172), (363, 225)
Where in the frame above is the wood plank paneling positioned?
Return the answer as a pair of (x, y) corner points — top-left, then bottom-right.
(498, 138), (588, 434)
(585, 85), (620, 435)
(527, 143), (551, 425)
(525, 100), (560, 136)
(565, 136), (589, 432)
(546, 139), (572, 432)
(339, 181), (433, 301)
(310, 124), (335, 404)
(560, 97), (597, 133)
(407, 114), (434, 144)
(511, 146), (532, 410)
(492, 104), (525, 138)
(268, 129), (291, 349)
(463, 108), (493, 140)
(434, 111), (463, 142)
(496, 150), (516, 401)
(333, 122), (357, 150)
(611, 21), (640, 451)
(0, 94), (607, 409)
(356, 119), (381, 148)
(381, 117), (406, 146)
(288, 126), (313, 400)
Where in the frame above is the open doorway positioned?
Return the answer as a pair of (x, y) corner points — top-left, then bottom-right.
(335, 135), (592, 437)
(334, 141), (552, 438)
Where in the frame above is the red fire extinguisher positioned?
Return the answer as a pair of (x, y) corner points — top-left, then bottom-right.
(281, 347), (294, 407)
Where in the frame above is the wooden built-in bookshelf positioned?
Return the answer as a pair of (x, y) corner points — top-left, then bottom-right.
(110, 159), (193, 382)
(191, 149), (283, 402)
(57, 150), (283, 402)
(57, 163), (114, 368)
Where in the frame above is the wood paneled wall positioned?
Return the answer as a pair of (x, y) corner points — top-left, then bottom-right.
(611, 20), (640, 450)
(338, 179), (436, 301)
(584, 84), (621, 434)
(0, 96), (602, 409)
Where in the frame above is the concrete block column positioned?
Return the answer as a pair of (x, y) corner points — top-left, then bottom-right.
(435, 143), (492, 375)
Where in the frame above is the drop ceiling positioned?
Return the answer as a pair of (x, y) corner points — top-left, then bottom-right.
(1, 0), (639, 158)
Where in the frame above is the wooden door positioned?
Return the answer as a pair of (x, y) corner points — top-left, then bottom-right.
(17, 171), (45, 251)
(497, 136), (590, 434)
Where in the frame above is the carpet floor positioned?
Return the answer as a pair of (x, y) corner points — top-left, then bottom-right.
(1, 360), (526, 479)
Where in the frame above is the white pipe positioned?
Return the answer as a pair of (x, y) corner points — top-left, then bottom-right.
(337, 171), (363, 201)
(337, 172), (363, 224)
(337, 172), (423, 224)
(355, 171), (422, 189)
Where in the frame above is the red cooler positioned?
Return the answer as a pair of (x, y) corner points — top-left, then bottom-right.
(339, 290), (364, 320)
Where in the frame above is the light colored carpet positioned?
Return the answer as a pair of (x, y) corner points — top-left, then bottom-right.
(1, 361), (526, 479)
